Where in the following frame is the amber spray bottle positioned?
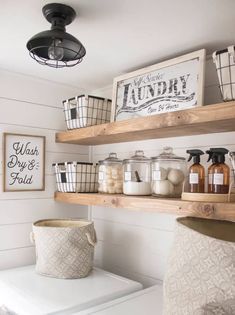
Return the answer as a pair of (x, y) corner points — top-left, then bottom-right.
(210, 148), (230, 194)
(187, 150), (205, 193)
(206, 149), (218, 193)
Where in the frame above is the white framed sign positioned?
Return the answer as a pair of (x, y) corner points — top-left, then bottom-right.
(112, 49), (206, 121)
(3, 133), (45, 191)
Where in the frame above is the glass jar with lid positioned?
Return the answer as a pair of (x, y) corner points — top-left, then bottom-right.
(123, 150), (151, 195)
(151, 147), (187, 197)
(98, 153), (123, 194)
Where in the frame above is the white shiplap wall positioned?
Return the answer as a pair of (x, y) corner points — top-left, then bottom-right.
(91, 58), (235, 287)
(0, 69), (88, 270)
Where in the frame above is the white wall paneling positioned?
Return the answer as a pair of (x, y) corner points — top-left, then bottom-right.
(0, 199), (87, 225)
(0, 247), (36, 271)
(0, 69), (84, 109)
(91, 57), (235, 287)
(0, 69), (89, 269)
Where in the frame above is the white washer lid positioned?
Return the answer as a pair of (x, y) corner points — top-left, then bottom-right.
(0, 265), (142, 315)
(74, 284), (163, 315)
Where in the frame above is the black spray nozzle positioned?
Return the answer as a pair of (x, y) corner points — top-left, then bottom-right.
(206, 150), (213, 162)
(210, 148), (229, 154)
(186, 149), (204, 163)
(210, 148), (229, 163)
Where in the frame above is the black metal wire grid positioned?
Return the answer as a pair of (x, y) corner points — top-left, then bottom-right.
(215, 50), (235, 101)
(63, 95), (112, 130)
(28, 44), (84, 68)
(53, 162), (98, 193)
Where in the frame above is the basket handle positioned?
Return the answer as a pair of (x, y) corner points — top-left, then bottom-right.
(212, 46), (235, 63)
(228, 45), (235, 63)
(212, 51), (217, 63)
(85, 231), (97, 247)
(30, 231), (35, 244)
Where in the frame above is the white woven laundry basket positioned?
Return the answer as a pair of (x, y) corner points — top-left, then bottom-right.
(31, 219), (97, 279)
(163, 217), (235, 315)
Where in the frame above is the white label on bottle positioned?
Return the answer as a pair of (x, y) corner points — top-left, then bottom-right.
(124, 171), (132, 181)
(98, 171), (104, 181)
(189, 173), (199, 184)
(209, 174), (213, 185)
(153, 170), (161, 181)
(213, 173), (224, 185)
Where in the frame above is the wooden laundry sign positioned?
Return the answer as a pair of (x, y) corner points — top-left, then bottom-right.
(3, 133), (45, 191)
(112, 49), (206, 121)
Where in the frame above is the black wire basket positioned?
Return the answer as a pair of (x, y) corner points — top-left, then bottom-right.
(63, 95), (112, 129)
(53, 162), (98, 193)
(213, 46), (235, 101)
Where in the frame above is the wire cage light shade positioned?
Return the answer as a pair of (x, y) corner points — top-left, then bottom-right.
(26, 3), (86, 68)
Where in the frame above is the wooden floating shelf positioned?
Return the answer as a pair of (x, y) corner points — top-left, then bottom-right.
(55, 192), (235, 222)
(56, 101), (235, 145)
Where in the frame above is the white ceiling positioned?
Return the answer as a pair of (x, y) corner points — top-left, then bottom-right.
(1, 0), (235, 91)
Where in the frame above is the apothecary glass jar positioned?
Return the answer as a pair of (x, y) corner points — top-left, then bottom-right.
(123, 150), (151, 195)
(151, 147), (187, 197)
(98, 153), (123, 194)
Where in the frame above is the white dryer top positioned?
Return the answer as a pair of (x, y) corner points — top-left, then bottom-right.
(0, 265), (142, 315)
(74, 284), (163, 315)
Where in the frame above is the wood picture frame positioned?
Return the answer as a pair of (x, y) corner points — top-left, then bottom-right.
(111, 49), (206, 122)
(3, 133), (46, 192)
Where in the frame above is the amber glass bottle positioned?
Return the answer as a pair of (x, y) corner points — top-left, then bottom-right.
(187, 150), (205, 193)
(210, 148), (230, 194)
(206, 150), (218, 193)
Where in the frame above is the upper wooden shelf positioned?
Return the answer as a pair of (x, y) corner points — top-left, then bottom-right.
(55, 192), (235, 222)
(56, 101), (235, 145)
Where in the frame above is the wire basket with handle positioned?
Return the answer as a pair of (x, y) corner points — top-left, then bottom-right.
(63, 94), (112, 129)
(213, 45), (235, 101)
(53, 162), (98, 193)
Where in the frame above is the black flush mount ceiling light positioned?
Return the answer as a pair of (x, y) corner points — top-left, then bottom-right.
(26, 3), (86, 68)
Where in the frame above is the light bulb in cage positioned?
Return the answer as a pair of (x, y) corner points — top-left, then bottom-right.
(48, 39), (64, 61)
(26, 3), (86, 68)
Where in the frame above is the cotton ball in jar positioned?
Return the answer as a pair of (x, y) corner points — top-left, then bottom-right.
(167, 169), (185, 185)
(115, 188), (123, 194)
(111, 167), (123, 180)
(115, 180), (123, 189)
(99, 183), (108, 193)
(114, 180), (123, 194)
(107, 186), (116, 194)
(117, 169), (123, 179)
(153, 180), (174, 196)
(105, 166), (112, 176)
(111, 166), (118, 177)
(106, 179), (115, 186)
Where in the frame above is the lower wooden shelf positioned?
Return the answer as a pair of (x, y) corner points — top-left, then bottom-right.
(55, 192), (235, 222)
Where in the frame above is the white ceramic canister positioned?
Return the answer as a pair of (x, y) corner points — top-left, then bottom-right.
(123, 150), (151, 195)
(151, 147), (187, 197)
(98, 153), (123, 194)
